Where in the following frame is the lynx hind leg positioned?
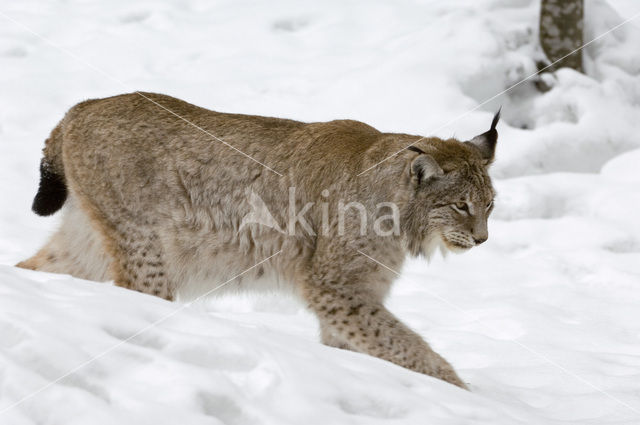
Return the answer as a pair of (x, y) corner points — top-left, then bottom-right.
(87, 213), (176, 301)
(17, 197), (111, 281)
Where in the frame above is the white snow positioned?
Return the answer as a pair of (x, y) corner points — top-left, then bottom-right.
(1, 0), (640, 424)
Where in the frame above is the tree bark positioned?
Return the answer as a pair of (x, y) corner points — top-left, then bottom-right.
(539, 0), (584, 73)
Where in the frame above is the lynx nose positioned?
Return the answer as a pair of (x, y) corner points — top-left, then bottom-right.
(473, 236), (487, 245)
(472, 217), (488, 245)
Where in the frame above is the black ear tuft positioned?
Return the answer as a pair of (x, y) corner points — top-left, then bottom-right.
(482, 107), (501, 147)
(465, 109), (501, 162)
(490, 107), (501, 131)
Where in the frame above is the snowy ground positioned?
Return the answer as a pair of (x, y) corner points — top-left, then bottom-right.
(1, 0), (640, 423)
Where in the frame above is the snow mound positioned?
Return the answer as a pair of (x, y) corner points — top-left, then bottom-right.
(0, 267), (532, 425)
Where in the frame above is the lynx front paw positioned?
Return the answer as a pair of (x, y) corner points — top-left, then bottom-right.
(430, 355), (469, 390)
(435, 364), (468, 390)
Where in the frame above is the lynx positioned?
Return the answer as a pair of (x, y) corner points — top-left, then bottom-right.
(18, 92), (499, 389)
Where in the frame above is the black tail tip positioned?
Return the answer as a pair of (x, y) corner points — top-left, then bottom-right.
(31, 163), (67, 216)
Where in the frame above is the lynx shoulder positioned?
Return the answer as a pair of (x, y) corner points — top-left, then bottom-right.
(18, 92), (499, 389)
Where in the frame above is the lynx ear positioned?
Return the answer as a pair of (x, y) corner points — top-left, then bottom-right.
(466, 109), (500, 162)
(409, 149), (443, 183)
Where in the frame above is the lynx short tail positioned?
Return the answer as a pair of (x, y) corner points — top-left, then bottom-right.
(32, 123), (67, 216)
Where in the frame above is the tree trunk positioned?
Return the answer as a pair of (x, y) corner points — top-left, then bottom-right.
(539, 0), (584, 73)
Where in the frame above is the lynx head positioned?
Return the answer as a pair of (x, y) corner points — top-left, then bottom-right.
(402, 111), (499, 257)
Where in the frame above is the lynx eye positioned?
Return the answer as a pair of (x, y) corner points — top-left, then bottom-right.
(452, 202), (469, 214)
